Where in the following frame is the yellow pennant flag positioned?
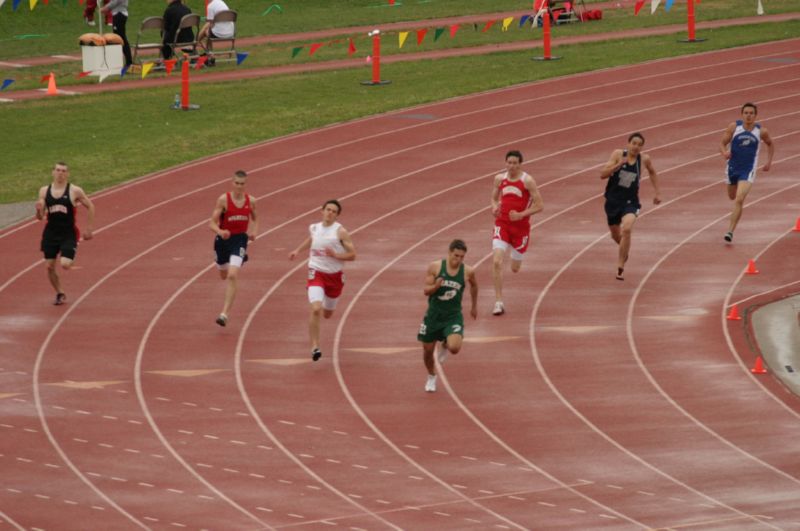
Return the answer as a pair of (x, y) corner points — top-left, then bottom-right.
(29, 0), (38, 9)
(398, 31), (409, 49)
(502, 17), (514, 31)
(141, 62), (154, 79)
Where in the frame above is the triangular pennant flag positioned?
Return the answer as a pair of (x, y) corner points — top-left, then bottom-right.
(119, 64), (130, 77)
(29, 0), (37, 9)
(141, 62), (154, 79)
(1, 79), (13, 90)
(519, 15), (530, 27)
(634, 0), (645, 14)
(309, 43), (322, 56)
(291, 46), (302, 58)
(40, 74), (50, 83)
(77, 71), (91, 78)
(449, 24), (459, 38)
(433, 27), (445, 41)
(347, 38), (355, 56)
(664, 0), (674, 11)
(650, 0), (661, 13)
(481, 20), (497, 33)
(194, 55), (207, 69)
(756, 0), (763, 14)
(164, 59), (177, 74)
(415, 28), (427, 45)
(398, 31), (409, 48)
(0, 0), (6, 7)
(236, 51), (249, 64)
(13, 0), (22, 10)
(501, 17), (514, 31)
(98, 72), (110, 83)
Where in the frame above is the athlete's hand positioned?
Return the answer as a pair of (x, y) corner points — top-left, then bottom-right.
(491, 204), (499, 217)
(653, 195), (662, 206)
(247, 232), (256, 242)
(219, 229), (231, 240)
(761, 162), (771, 172)
(289, 250), (298, 260)
(433, 277), (443, 290)
(470, 306), (477, 319)
(83, 230), (94, 241)
(508, 210), (523, 222)
(324, 247), (337, 258)
(721, 150), (731, 160)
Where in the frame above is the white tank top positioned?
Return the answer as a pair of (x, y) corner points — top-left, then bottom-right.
(308, 221), (345, 273)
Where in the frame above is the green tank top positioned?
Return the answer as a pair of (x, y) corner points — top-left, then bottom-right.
(427, 260), (465, 319)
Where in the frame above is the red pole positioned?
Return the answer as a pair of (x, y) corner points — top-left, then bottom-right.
(687, 0), (696, 41)
(542, 0), (552, 59)
(371, 31), (381, 84)
(181, 56), (190, 110)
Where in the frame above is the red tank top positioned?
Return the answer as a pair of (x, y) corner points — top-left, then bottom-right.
(220, 193), (251, 235)
(498, 172), (531, 223)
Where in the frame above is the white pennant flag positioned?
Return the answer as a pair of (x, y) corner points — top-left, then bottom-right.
(757, 0), (764, 15)
(651, 0), (662, 14)
(0, 0), (6, 7)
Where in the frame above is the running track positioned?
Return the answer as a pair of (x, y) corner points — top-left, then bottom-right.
(2, 39), (800, 530)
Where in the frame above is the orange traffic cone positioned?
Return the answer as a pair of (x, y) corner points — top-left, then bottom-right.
(750, 356), (767, 374)
(793, 217), (800, 232)
(46, 72), (57, 96)
(745, 259), (759, 275)
(726, 304), (741, 321)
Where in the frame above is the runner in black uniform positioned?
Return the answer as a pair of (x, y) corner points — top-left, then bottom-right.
(600, 133), (661, 280)
(35, 162), (95, 305)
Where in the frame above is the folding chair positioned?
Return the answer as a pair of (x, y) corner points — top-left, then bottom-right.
(170, 13), (201, 59)
(207, 9), (237, 61)
(132, 16), (164, 65)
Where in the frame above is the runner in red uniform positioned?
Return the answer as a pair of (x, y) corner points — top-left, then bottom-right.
(289, 200), (356, 361)
(490, 150), (544, 315)
(209, 170), (258, 326)
(35, 162), (95, 306)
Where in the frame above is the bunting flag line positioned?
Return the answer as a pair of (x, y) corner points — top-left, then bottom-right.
(141, 62), (154, 79)
(449, 24), (459, 38)
(164, 59), (177, 74)
(519, 15), (530, 27)
(77, 71), (91, 78)
(398, 31), (409, 48)
(501, 17), (514, 32)
(29, 0), (37, 9)
(13, 0), (22, 10)
(236, 51), (249, 64)
(291, 46), (302, 58)
(481, 20), (496, 33)
(757, 0), (764, 14)
(194, 55), (207, 69)
(119, 64), (130, 77)
(309, 43), (323, 55)
(415, 28), (427, 45)
(347, 38), (356, 56)
(664, 0), (674, 12)
(651, 0), (661, 14)
(1, 79), (14, 91)
(433, 27), (444, 41)
(634, 0), (645, 15)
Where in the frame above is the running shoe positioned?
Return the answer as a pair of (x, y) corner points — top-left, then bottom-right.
(312, 348), (322, 361)
(215, 314), (227, 327)
(492, 301), (505, 316)
(424, 375), (437, 392)
(54, 293), (66, 306)
(724, 231), (733, 243)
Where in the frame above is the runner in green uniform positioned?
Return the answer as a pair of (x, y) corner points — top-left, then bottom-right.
(417, 239), (478, 393)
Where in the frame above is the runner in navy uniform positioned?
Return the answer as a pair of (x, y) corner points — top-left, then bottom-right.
(35, 162), (95, 305)
(600, 133), (661, 280)
(719, 102), (775, 243)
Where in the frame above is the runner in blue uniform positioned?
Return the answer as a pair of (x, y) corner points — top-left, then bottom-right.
(720, 102), (775, 243)
(600, 133), (661, 280)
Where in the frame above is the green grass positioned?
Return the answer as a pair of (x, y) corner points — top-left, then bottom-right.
(1, 19), (796, 203)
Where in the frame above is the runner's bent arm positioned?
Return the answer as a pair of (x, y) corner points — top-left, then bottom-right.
(720, 122), (735, 160)
(600, 149), (624, 179)
(423, 261), (442, 296)
(74, 186), (96, 239)
(247, 196), (258, 241)
(761, 127), (774, 171)
(490, 174), (503, 217)
(208, 194), (229, 238)
(327, 227), (356, 261)
(466, 265), (478, 319)
(35, 186), (47, 220)
(289, 236), (311, 260)
(643, 154), (661, 205)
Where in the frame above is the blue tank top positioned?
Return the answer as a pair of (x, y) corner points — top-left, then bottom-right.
(728, 120), (760, 176)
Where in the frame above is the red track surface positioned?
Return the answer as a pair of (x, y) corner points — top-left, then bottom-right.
(2, 39), (800, 530)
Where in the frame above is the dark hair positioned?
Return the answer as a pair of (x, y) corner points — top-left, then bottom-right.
(234, 170), (247, 178)
(741, 102), (757, 114)
(505, 150), (523, 163)
(628, 132), (645, 145)
(323, 199), (342, 214)
(449, 239), (467, 252)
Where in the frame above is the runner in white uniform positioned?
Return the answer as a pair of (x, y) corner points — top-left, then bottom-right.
(289, 200), (356, 361)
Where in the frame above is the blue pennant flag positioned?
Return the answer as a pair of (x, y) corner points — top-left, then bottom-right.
(13, 0), (22, 10)
(1, 79), (14, 91)
(236, 52), (249, 65)
(120, 64), (130, 78)
(519, 15), (530, 27)
(665, 0), (674, 11)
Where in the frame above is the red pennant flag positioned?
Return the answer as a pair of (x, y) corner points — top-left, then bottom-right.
(77, 71), (91, 78)
(449, 24), (460, 38)
(195, 55), (207, 69)
(40, 74), (50, 83)
(634, 0), (645, 14)
(164, 59), (177, 75)
(416, 28), (428, 45)
(348, 37), (356, 56)
(309, 43), (323, 55)
(481, 20), (497, 33)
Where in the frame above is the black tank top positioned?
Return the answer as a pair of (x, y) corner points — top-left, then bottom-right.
(604, 151), (641, 203)
(45, 183), (76, 236)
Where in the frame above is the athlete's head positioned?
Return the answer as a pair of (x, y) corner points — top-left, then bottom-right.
(741, 103), (758, 124)
(52, 162), (69, 182)
(741, 102), (758, 115)
(505, 150), (523, 163)
(505, 150), (523, 176)
(627, 132), (645, 155)
(321, 199), (342, 224)
(448, 239), (467, 267)
(232, 170), (247, 190)
(322, 199), (342, 215)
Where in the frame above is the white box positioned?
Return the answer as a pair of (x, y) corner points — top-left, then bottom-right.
(81, 44), (124, 75)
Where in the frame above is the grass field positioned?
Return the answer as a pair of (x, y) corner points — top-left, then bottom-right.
(0, 1), (797, 203)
